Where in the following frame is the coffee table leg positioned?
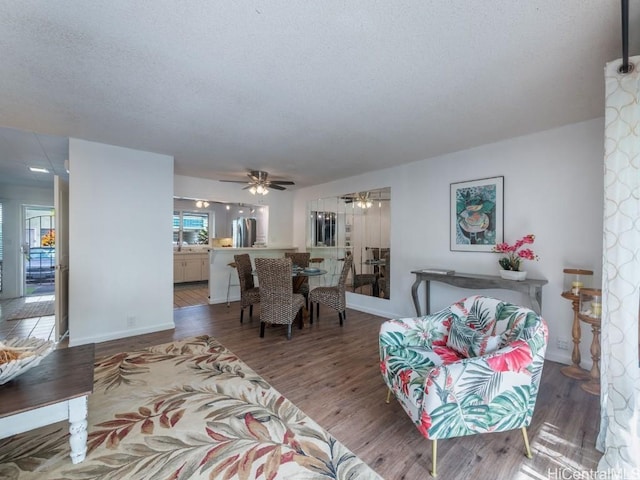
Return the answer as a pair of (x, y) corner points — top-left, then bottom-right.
(68, 396), (88, 464)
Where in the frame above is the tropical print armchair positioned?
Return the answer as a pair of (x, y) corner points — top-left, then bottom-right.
(379, 295), (548, 476)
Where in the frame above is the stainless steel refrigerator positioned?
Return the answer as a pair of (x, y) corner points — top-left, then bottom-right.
(233, 217), (257, 247)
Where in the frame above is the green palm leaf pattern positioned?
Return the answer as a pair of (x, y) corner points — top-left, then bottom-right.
(466, 301), (495, 332)
(494, 302), (520, 323)
(384, 347), (437, 374)
(428, 395), (490, 438)
(424, 307), (455, 325)
(457, 362), (504, 401)
(487, 386), (532, 431)
(379, 330), (407, 350)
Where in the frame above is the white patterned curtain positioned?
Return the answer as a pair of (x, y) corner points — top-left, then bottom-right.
(597, 56), (640, 474)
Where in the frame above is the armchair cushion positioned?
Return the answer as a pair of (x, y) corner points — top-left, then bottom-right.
(446, 317), (502, 358)
(380, 295), (548, 441)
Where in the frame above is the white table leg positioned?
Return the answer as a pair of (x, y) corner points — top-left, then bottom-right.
(68, 396), (88, 464)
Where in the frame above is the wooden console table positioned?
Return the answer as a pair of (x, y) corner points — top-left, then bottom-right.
(0, 343), (95, 464)
(411, 270), (548, 316)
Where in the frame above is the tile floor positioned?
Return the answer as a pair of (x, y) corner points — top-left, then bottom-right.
(0, 283), (213, 343)
(0, 296), (56, 342)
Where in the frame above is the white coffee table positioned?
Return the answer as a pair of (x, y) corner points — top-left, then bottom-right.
(0, 343), (95, 464)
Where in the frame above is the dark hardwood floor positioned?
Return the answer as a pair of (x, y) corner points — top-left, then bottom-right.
(93, 300), (602, 479)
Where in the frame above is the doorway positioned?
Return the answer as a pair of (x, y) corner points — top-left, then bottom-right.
(23, 206), (56, 297)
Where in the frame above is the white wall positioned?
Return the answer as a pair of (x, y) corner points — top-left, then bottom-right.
(293, 118), (604, 366)
(174, 175), (294, 247)
(68, 139), (174, 345)
(0, 185), (54, 299)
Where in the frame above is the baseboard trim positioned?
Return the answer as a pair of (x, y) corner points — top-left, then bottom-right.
(209, 295), (240, 305)
(69, 322), (176, 347)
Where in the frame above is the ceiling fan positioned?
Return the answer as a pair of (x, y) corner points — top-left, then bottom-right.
(219, 170), (295, 195)
(342, 191), (390, 208)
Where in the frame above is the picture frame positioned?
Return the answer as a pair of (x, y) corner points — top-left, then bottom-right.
(450, 176), (503, 252)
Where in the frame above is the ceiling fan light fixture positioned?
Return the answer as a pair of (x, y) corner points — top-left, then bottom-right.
(220, 170), (294, 194)
(356, 198), (373, 209)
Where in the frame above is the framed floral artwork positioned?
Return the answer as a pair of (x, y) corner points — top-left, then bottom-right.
(450, 176), (504, 252)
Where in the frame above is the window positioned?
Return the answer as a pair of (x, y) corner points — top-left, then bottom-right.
(312, 211), (337, 247)
(173, 211), (210, 245)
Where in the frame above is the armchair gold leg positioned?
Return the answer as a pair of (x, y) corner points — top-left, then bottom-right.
(431, 439), (437, 477)
(385, 389), (392, 404)
(522, 427), (533, 459)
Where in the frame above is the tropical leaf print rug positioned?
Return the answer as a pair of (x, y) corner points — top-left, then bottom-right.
(0, 335), (382, 480)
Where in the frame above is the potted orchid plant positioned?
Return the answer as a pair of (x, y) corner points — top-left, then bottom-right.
(493, 234), (539, 280)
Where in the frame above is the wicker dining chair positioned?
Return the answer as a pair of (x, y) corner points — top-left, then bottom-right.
(366, 247), (381, 274)
(234, 253), (260, 323)
(284, 252), (311, 304)
(309, 257), (326, 286)
(309, 255), (352, 326)
(350, 254), (377, 294)
(377, 252), (390, 299)
(255, 257), (305, 340)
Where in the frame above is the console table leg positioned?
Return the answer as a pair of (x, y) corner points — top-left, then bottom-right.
(424, 280), (431, 315)
(68, 396), (88, 464)
(561, 299), (591, 380)
(528, 286), (543, 315)
(411, 278), (423, 316)
(581, 323), (601, 396)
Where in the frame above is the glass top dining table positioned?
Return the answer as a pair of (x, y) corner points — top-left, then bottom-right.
(252, 268), (328, 293)
(292, 267), (327, 293)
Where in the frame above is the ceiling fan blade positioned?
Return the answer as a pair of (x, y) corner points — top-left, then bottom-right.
(268, 180), (295, 185)
(220, 170), (291, 193)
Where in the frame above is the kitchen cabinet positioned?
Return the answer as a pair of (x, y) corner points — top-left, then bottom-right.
(174, 253), (209, 283)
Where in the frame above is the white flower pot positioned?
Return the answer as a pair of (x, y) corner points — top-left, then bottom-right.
(499, 270), (527, 281)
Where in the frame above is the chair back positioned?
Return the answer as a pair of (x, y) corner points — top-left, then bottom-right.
(380, 251), (390, 276)
(351, 256), (375, 285)
(451, 295), (546, 344)
(366, 247), (380, 261)
(366, 247), (380, 273)
(284, 252), (310, 268)
(379, 252), (390, 298)
(338, 255), (353, 290)
(255, 257), (296, 325)
(234, 254), (255, 291)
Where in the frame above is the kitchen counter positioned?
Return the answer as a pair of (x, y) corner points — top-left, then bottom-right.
(209, 246), (296, 251)
(173, 247), (210, 254)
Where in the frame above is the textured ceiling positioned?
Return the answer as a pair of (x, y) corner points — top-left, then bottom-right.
(1, 1), (638, 189)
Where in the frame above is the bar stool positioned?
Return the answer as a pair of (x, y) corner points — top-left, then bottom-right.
(226, 261), (239, 306)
